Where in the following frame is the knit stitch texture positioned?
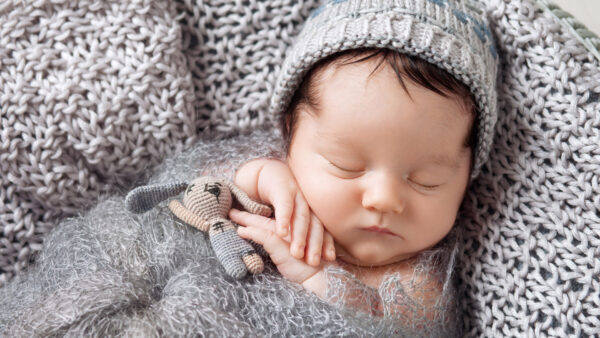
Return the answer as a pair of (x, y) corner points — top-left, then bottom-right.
(0, 0), (320, 284)
(457, 1), (600, 336)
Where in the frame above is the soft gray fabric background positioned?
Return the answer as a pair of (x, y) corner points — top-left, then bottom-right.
(458, 1), (600, 336)
(1, 0), (599, 336)
(0, 0), (320, 283)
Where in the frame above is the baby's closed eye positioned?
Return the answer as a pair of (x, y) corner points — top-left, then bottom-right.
(406, 178), (443, 190)
(322, 157), (365, 178)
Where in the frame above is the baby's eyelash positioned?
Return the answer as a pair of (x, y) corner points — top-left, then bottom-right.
(418, 183), (441, 189)
(408, 178), (441, 190)
(327, 160), (362, 173)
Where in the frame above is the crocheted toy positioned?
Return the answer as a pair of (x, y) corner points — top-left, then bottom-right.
(125, 176), (272, 279)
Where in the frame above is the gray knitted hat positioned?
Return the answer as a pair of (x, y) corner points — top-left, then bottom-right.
(270, 0), (499, 178)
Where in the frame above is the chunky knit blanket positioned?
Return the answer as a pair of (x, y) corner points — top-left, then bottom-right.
(1, 0), (599, 336)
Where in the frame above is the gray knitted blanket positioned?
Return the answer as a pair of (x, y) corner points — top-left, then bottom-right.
(1, 0), (599, 336)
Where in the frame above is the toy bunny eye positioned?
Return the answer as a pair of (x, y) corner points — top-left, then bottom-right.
(204, 182), (222, 202)
(186, 183), (195, 195)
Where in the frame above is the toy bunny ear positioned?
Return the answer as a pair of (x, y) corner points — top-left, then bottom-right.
(125, 182), (188, 213)
(227, 181), (272, 217)
(168, 200), (210, 232)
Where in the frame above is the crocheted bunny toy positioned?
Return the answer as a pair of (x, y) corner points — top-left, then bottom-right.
(125, 176), (272, 279)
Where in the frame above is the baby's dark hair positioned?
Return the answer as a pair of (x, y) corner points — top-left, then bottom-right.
(281, 48), (477, 151)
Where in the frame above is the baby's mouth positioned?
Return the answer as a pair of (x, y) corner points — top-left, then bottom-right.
(362, 226), (400, 237)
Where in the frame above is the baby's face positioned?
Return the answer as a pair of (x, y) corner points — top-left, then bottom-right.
(287, 58), (473, 267)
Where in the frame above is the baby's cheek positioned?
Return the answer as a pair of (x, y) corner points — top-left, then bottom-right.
(409, 196), (458, 242)
(299, 175), (333, 208)
(303, 176), (358, 226)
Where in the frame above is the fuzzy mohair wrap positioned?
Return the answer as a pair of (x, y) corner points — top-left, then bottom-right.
(1, 0), (600, 336)
(0, 129), (459, 337)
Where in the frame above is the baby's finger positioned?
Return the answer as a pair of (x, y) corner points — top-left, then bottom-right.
(290, 192), (310, 259)
(305, 214), (324, 267)
(271, 191), (294, 238)
(237, 224), (289, 265)
(229, 209), (275, 231)
(322, 230), (336, 262)
(230, 209), (292, 242)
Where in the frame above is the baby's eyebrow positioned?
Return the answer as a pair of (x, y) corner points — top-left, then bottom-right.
(315, 129), (349, 146)
(428, 153), (461, 170)
(316, 127), (464, 169)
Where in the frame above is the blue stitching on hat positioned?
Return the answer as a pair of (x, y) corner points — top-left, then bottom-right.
(427, 0), (448, 7)
(489, 45), (498, 59)
(453, 9), (498, 59)
(472, 23), (487, 42)
(310, 6), (324, 19)
(453, 9), (468, 23)
(465, 15), (498, 59)
(308, 0), (498, 59)
(310, 0), (348, 19)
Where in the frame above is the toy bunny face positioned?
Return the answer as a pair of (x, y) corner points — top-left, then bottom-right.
(182, 177), (233, 219)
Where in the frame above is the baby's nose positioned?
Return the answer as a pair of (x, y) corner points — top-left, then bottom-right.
(361, 174), (405, 214)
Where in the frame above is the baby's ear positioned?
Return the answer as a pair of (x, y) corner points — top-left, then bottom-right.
(125, 182), (188, 213)
(227, 181), (272, 217)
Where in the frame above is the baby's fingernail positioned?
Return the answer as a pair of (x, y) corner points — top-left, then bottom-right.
(293, 245), (305, 258)
(310, 254), (320, 266)
(327, 248), (336, 260)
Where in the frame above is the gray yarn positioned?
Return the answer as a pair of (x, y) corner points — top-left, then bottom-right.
(1, 0), (600, 336)
(0, 0), (197, 283)
(125, 182), (188, 214)
(457, 0), (600, 336)
(210, 225), (259, 279)
(0, 129), (458, 337)
(0, 0), (321, 284)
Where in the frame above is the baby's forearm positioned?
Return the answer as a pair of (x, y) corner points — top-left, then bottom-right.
(234, 158), (272, 202)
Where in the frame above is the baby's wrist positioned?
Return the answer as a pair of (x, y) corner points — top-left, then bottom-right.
(301, 269), (326, 299)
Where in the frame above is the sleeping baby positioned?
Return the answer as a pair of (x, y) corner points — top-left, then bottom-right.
(0, 1), (499, 335)
(230, 0), (498, 326)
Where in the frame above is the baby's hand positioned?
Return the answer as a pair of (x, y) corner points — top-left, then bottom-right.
(230, 208), (328, 294)
(235, 159), (335, 266)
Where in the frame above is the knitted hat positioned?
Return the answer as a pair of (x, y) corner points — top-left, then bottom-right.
(270, 0), (499, 178)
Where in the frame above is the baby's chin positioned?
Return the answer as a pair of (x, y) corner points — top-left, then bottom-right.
(334, 243), (414, 267)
